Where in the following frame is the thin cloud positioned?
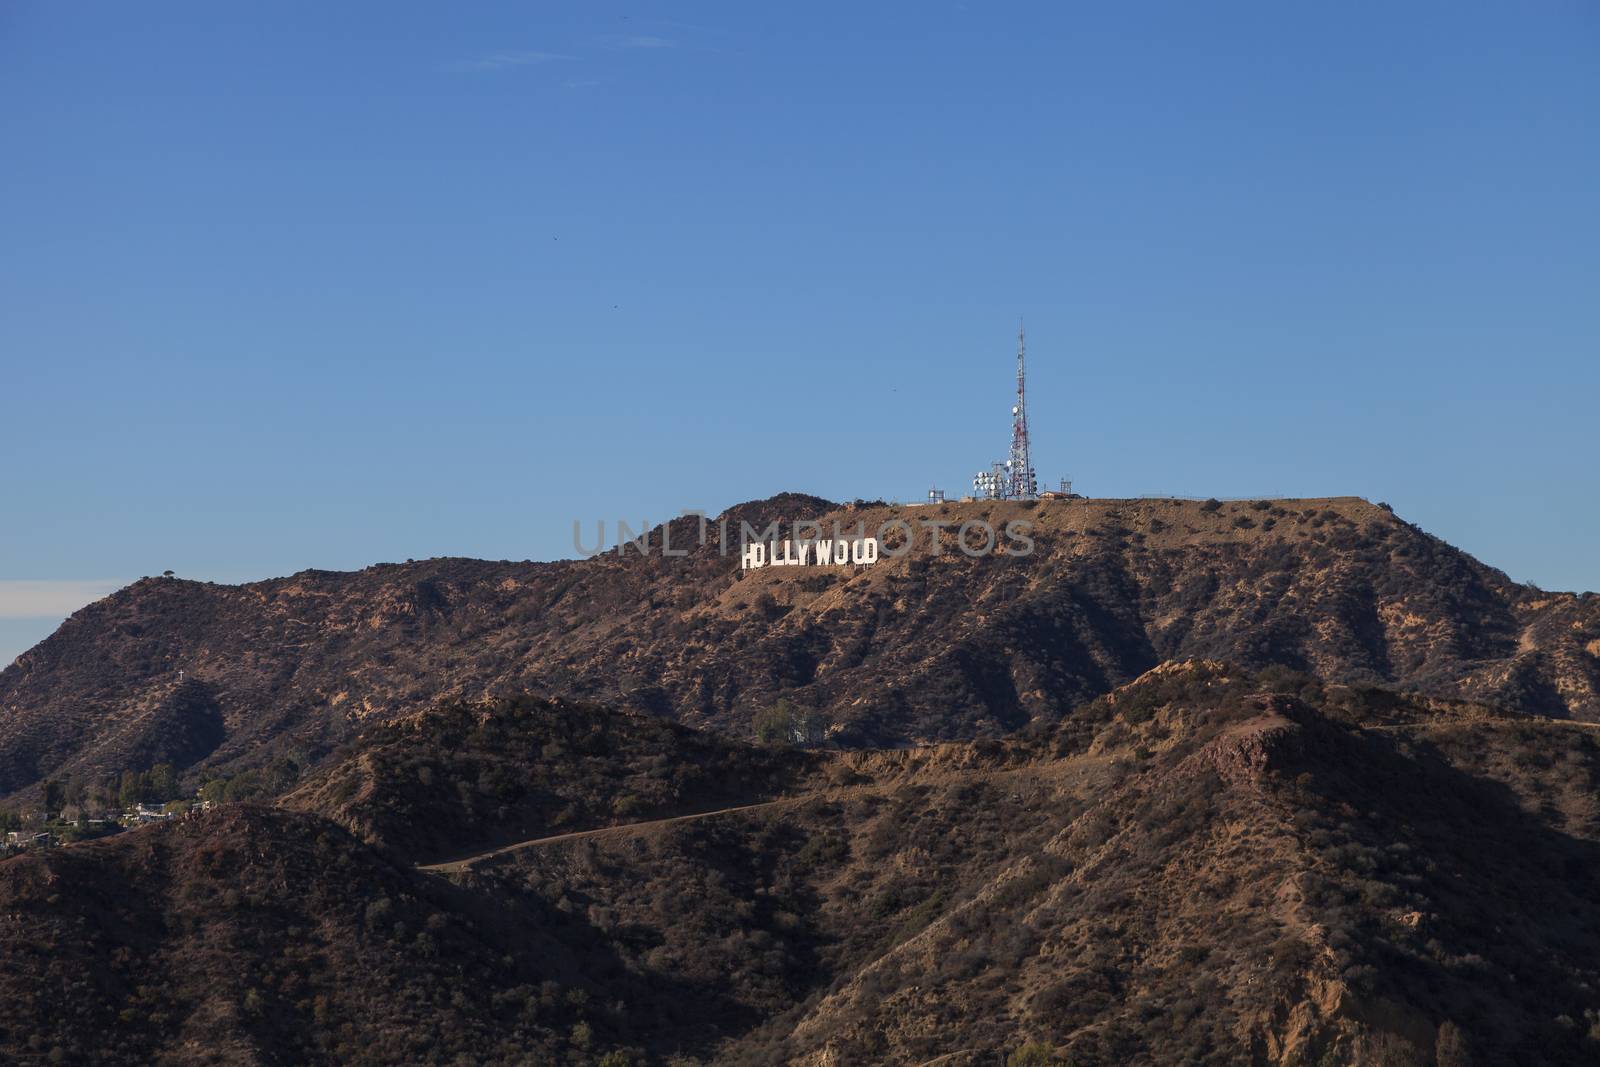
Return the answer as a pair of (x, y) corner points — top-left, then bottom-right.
(607, 34), (676, 50)
(606, 30), (728, 56)
(0, 579), (128, 619)
(444, 51), (577, 73)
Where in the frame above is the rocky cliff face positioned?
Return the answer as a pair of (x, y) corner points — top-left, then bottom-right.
(2, 494), (1596, 798)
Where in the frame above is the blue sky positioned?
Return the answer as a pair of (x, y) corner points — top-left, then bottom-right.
(2, 2), (1597, 663)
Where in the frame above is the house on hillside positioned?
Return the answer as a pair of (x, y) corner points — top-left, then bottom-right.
(4, 831), (53, 850)
(122, 804), (175, 827)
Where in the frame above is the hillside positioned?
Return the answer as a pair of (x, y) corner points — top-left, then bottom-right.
(281, 694), (821, 864)
(6, 665), (1600, 1065)
(714, 669), (1600, 1065)
(0, 805), (634, 1066)
(2, 494), (1597, 800)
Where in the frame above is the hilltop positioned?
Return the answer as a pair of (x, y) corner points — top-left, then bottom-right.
(281, 694), (822, 864)
(2, 494), (1597, 801)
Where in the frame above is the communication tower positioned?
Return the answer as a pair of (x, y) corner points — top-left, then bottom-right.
(971, 321), (1039, 500)
(1007, 321), (1037, 499)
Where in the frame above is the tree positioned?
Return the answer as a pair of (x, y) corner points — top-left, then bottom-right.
(42, 779), (64, 817)
(148, 763), (178, 802)
(754, 698), (830, 747)
(119, 770), (148, 810)
(1436, 1021), (1474, 1067)
(263, 756), (301, 794)
(224, 770), (267, 803)
(754, 703), (793, 746)
(84, 779), (114, 815)
(1008, 1042), (1063, 1067)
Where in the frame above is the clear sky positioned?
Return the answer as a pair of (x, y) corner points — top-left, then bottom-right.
(2, 2), (1597, 663)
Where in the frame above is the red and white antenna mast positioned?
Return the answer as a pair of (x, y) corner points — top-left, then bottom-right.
(1006, 319), (1037, 499)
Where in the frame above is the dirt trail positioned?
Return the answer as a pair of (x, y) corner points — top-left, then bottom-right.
(418, 790), (864, 874)
(1368, 718), (1600, 733)
(417, 760), (1084, 875)
(417, 718), (1600, 875)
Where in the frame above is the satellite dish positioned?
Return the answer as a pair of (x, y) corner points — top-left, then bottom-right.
(1012, 406), (1019, 415)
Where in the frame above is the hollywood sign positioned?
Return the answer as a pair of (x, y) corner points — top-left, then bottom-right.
(742, 538), (879, 570)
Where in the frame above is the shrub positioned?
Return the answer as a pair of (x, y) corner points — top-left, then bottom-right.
(752, 592), (786, 621)
(1435, 1021), (1472, 1067)
(364, 897), (394, 929)
(1008, 1041), (1061, 1066)
(1269, 936), (1313, 970)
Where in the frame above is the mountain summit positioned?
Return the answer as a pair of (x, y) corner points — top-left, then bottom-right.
(1, 495), (1596, 800)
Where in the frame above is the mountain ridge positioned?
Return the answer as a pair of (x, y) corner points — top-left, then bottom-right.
(2, 494), (1596, 801)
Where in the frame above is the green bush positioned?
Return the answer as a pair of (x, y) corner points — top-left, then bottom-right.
(1008, 1040), (1063, 1066)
